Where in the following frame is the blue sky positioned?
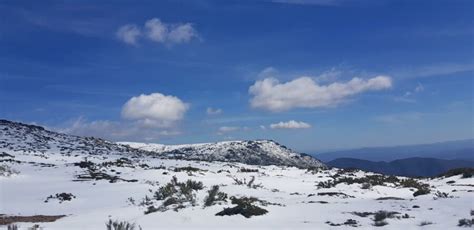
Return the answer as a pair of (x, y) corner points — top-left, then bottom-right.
(0, 0), (473, 153)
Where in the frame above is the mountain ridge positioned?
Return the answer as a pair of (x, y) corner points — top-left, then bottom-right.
(327, 157), (474, 177)
(0, 119), (324, 168)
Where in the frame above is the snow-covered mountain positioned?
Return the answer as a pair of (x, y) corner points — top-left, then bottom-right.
(1, 119), (473, 229)
(0, 119), (148, 157)
(0, 119), (325, 168)
(119, 140), (325, 168)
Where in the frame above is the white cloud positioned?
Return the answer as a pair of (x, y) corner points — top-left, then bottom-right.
(167, 23), (198, 43)
(414, 83), (424, 93)
(249, 76), (392, 112)
(259, 125), (267, 130)
(121, 92), (189, 128)
(270, 120), (311, 129)
(257, 66), (279, 79)
(116, 24), (141, 45)
(117, 18), (198, 46)
(217, 126), (240, 135)
(144, 18), (168, 43)
(206, 107), (222, 115)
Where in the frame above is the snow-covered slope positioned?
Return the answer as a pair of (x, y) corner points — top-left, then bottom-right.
(1, 119), (473, 229)
(120, 140), (326, 168)
(0, 119), (148, 157)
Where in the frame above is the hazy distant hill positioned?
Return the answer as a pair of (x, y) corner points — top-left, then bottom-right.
(327, 157), (474, 177)
(315, 139), (474, 162)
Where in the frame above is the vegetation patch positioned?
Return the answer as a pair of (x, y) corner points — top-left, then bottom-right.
(215, 196), (269, 218)
(144, 176), (204, 213)
(203, 185), (228, 207)
(0, 215), (66, 225)
(44, 193), (76, 203)
(438, 168), (474, 178)
(317, 192), (355, 198)
(0, 164), (19, 177)
(106, 219), (141, 230)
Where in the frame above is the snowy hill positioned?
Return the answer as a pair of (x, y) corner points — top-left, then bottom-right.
(1, 119), (473, 229)
(0, 119), (149, 157)
(119, 140), (325, 168)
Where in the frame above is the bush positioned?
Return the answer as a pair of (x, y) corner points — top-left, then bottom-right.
(147, 176), (204, 213)
(44, 193), (76, 203)
(215, 196), (268, 218)
(458, 218), (473, 227)
(419, 221), (433, 226)
(239, 168), (259, 173)
(438, 168), (474, 178)
(105, 219), (141, 230)
(173, 166), (202, 173)
(7, 224), (18, 230)
(0, 164), (19, 177)
(204, 185), (228, 207)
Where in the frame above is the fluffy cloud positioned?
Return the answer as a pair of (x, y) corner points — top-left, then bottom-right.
(206, 107), (222, 115)
(217, 126), (240, 135)
(249, 76), (392, 112)
(117, 18), (198, 45)
(270, 120), (311, 129)
(121, 93), (189, 128)
(116, 24), (141, 45)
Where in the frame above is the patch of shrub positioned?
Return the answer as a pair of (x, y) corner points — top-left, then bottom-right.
(44, 193), (76, 203)
(419, 221), (433, 226)
(215, 196), (268, 218)
(239, 167), (258, 173)
(400, 178), (431, 196)
(317, 192), (354, 198)
(204, 185), (228, 207)
(0, 164), (19, 177)
(458, 218), (473, 227)
(147, 176), (204, 213)
(438, 168), (474, 178)
(173, 166), (202, 173)
(105, 219), (141, 230)
(7, 224), (18, 230)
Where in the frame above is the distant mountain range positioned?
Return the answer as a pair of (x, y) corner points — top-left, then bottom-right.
(314, 139), (474, 162)
(327, 157), (474, 177)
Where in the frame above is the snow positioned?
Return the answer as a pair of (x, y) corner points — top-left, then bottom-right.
(1, 120), (473, 229)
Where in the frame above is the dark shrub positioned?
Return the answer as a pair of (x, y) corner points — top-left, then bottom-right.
(105, 219), (140, 230)
(438, 168), (474, 178)
(215, 196), (268, 218)
(204, 185), (228, 207)
(458, 218), (473, 227)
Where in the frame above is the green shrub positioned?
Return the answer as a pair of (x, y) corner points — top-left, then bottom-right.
(204, 185), (228, 207)
(215, 196), (268, 218)
(105, 219), (141, 230)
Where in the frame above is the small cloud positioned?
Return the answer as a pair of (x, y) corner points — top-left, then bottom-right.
(249, 75), (392, 112)
(395, 83), (424, 103)
(121, 92), (189, 128)
(270, 120), (311, 129)
(116, 24), (141, 45)
(415, 83), (424, 93)
(217, 126), (240, 135)
(117, 18), (199, 46)
(259, 125), (266, 130)
(206, 107), (223, 115)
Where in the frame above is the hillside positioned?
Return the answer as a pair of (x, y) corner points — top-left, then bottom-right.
(327, 157), (474, 177)
(315, 139), (474, 162)
(120, 140), (325, 168)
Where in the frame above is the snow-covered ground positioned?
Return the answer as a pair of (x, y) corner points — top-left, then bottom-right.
(1, 150), (473, 229)
(1, 119), (473, 229)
